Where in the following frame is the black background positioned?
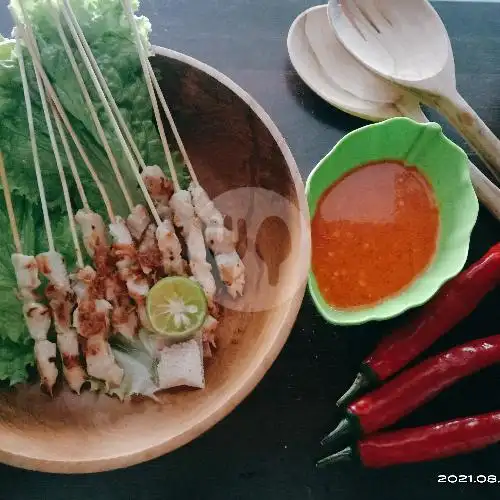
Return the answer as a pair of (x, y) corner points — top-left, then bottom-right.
(0, 1), (499, 498)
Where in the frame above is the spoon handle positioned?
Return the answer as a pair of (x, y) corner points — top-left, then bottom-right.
(467, 165), (500, 221)
(400, 104), (500, 221)
(432, 91), (500, 184)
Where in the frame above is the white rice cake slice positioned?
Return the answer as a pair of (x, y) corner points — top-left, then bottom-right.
(157, 338), (205, 390)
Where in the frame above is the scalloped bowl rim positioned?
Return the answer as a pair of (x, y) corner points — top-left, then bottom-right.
(306, 117), (479, 325)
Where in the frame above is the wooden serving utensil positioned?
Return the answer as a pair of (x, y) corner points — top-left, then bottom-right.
(287, 5), (500, 221)
(327, 0), (500, 184)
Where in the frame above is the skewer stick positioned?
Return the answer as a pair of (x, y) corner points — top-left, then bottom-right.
(0, 153), (22, 254)
(53, 8), (134, 212)
(14, 27), (55, 252)
(121, 0), (180, 192)
(62, 0), (152, 175)
(51, 103), (90, 212)
(60, 0), (162, 225)
(18, 21), (115, 223)
(13, 1), (79, 215)
(31, 51), (84, 269)
(147, 60), (198, 186)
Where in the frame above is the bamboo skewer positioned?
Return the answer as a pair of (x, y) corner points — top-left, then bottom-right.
(17, 21), (115, 223)
(147, 60), (198, 186)
(121, 0), (180, 192)
(60, 0), (162, 226)
(0, 153), (22, 254)
(29, 47), (84, 269)
(51, 104), (90, 212)
(53, 8), (134, 213)
(6, 22), (62, 393)
(15, 27), (55, 251)
(1, 149), (60, 394)
(62, 0), (155, 176)
(16, 7), (90, 213)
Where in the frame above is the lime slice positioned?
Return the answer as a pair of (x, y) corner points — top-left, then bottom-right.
(147, 277), (207, 341)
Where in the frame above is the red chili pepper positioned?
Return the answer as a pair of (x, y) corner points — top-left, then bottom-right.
(322, 334), (500, 446)
(317, 411), (500, 468)
(337, 243), (500, 407)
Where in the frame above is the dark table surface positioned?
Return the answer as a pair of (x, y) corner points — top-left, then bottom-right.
(1, 0), (500, 499)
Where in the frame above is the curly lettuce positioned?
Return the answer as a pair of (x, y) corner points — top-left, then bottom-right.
(0, 0), (187, 384)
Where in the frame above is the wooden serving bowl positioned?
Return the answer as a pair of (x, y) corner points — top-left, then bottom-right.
(0, 48), (310, 473)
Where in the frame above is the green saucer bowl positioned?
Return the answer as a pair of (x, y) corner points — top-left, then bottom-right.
(306, 117), (479, 325)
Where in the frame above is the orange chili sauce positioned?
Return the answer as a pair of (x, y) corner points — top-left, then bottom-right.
(311, 160), (439, 310)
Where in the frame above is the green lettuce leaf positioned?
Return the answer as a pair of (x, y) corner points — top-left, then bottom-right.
(0, 336), (34, 386)
(0, 195), (38, 382)
(5, 0), (186, 211)
(0, 0), (190, 385)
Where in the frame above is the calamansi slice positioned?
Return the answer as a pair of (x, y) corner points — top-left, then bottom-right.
(147, 277), (207, 341)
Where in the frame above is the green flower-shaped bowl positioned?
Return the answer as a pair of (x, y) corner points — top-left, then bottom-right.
(306, 117), (479, 325)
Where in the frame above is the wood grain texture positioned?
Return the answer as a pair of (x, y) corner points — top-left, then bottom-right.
(0, 48), (310, 473)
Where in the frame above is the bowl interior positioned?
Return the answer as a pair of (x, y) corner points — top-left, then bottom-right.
(0, 49), (310, 473)
(307, 117), (479, 325)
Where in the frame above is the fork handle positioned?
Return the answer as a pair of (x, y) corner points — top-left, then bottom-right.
(432, 90), (500, 184)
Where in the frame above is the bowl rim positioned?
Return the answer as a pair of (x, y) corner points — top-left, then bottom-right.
(306, 117), (478, 325)
(0, 46), (310, 474)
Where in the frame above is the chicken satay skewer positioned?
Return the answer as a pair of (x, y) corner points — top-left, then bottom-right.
(66, 3), (207, 356)
(17, 9), (112, 261)
(151, 74), (245, 297)
(141, 168), (219, 355)
(53, 5), (151, 244)
(16, 7), (127, 387)
(121, 1), (219, 374)
(12, 28), (61, 390)
(59, 3), (165, 234)
(60, 4), (189, 329)
(42, 57), (140, 342)
(14, 9), (107, 265)
(123, 12), (217, 311)
(26, 38), (90, 393)
(0, 152), (58, 393)
(60, 0), (184, 280)
(15, 16), (89, 390)
(120, 2), (220, 360)
(54, 5), (153, 246)
(46, 60), (140, 343)
(122, 0), (244, 300)
(49, 98), (126, 386)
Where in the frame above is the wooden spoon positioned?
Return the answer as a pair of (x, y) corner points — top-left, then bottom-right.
(327, 0), (500, 183)
(287, 5), (500, 220)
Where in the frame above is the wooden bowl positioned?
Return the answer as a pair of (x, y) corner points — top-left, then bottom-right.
(0, 48), (310, 473)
